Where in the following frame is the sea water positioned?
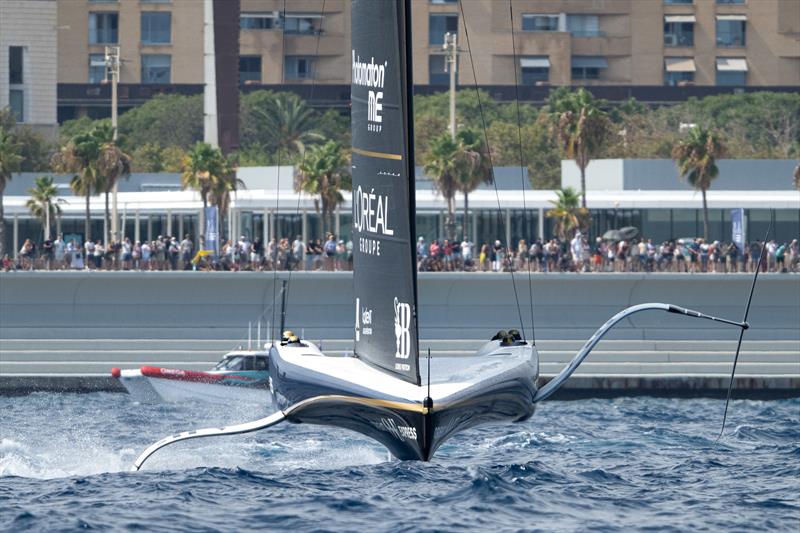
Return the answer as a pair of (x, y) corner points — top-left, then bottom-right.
(1, 393), (798, 532)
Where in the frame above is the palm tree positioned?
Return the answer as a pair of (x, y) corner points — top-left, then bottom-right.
(671, 126), (727, 240)
(180, 142), (224, 208)
(295, 141), (351, 236)
(0, 126), (23, 257)
(423, 133), (460, 240)
(26, 176), (62, 240)
(208, 156), (242, 222)
(93, 123), (132, 243)
(51, 130), (102, 242)
(546, 187), (590, 241)
(453, 129), (492, 241)
(549, 88), (611, 208)
(256, 93), (323, 158)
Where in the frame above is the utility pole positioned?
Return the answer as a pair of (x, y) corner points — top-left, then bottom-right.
(105, 45), (121, 244)
(443, 32), (458, 140)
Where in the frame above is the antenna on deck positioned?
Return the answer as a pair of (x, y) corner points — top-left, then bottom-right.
(424, 347), (432, 412)
(716, 216), (772, 442)
(257, 321), (261, 349)
(279, 280), (288, 338)
(248, 321), (252, 350)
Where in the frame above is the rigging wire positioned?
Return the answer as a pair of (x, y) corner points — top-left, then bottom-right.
(716, 216), (772, 442)
(270, 0), (289, 343)
(508, 0), (537, 345)
(458, 0), (526, 338)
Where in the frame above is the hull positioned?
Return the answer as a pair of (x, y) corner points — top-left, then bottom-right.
(147, 375), (269, 406)
(115, 364), (269, 406)
(269, 340), (538, 460)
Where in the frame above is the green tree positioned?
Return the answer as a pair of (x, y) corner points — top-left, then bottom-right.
(295, 140), (351, 236)
(94, 124), (132, 243)
(26, 176), (62, 240)
(180, 142), (227, 208)
(549, 88), (611, 208)
(671, 126), (727, 240)
(0, 108), (51, 172)
(546, 187), (590, 241)
(241, 91), (322, 160)
(118, 94), (203, 150)
(0, 125), (23, 257)
(452, 128), (492, 240)
(51, 130), (103, 242)
(423, 133), (460, 239)
(486, 118), (561, 189)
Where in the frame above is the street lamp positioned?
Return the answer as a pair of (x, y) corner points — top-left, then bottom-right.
(442, 32), (458, 141)
(105, 45), (121, 243)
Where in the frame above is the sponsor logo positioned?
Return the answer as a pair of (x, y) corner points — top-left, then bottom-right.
(378, 417), (417, 442)
(353, 185), (394, 257)
(352, 51), (386, 133)
(394, 297), (411, 362)
(355, 297), (373, 342)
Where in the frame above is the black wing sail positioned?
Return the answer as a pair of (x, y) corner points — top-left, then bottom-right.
(351, 0), (420, 385)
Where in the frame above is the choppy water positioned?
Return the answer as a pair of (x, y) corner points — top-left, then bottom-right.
(1, 393), (798, 532)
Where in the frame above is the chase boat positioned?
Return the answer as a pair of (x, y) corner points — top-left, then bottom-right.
(112, 349), (270, 405)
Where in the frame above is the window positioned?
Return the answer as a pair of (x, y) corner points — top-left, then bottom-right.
(571, 56), (607, 80)
(429, 55), (448, 85)
(664, 18), (695, 47)
(141, 12), (171, 44)
(9, 46), (23, 84)
(285, 57), (314, 80)
(89, 12), (118, 44)
(239, 56), (261, 83)
(716, 17), (746, 47)
(240, 13), (277, 30)
(717, 0), (744, 4)
(716, 57), (747, 85)
(664, 0), (692, 4)
(284, 14), (321, 34)
(520, 57), (550, 84)
(665, 71), (694, 86)
(664, 57), (696, 86)
(9, 89), (24, 122)
(429, 14), (458, 45)
(522, 14), (559, 32)
(567, 15), (601, 37)
(430, 0), (458, 4)
(89, 53), (106, 83)
(141, 54), (170, 83)
(716, 70), (746, 85)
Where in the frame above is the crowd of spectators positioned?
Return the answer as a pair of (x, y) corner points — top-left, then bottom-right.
(2, 232), (798, 274)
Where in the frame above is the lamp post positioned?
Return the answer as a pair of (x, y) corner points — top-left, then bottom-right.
(105, 45), (120, 244)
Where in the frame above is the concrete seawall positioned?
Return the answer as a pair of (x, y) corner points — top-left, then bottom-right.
(1, 272), (797, 397)
(0, 272), (797, 340)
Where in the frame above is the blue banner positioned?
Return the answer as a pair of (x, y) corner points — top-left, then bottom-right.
(731, 208), (745, 252)
(204, 206), (219, 255)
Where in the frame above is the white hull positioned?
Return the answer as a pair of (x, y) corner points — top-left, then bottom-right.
(147, 375), (270, 406)
(117, 368), (270, 407)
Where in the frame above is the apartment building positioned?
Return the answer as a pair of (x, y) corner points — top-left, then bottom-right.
(51, 0), (799, 118)
(0, 0), (58, 138)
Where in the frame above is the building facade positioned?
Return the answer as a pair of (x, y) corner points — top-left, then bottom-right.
(53, 0), (800, 119)
(0, 0), (58, 138)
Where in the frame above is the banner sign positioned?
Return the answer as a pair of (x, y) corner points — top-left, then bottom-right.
(731, 208), (745, 252)
(204, 206), (219, 255)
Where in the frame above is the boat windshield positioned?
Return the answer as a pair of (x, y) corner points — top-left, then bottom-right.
(214, 356), (245, 371)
